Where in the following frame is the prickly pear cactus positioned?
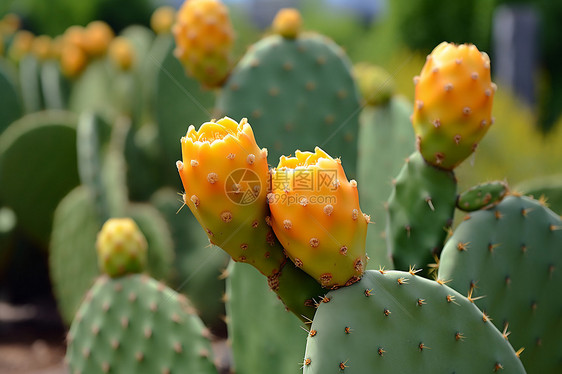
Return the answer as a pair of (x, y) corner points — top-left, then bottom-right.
(303, 270), (526, 373)
(96, 217), (147, 278)
(269, 147), (369, 288)
(177, 117), (285, 277)
(216, 12), (361, 176)
(386, 151), (457, 273)
(66, 274), (218, 374)
(177, 117), (323, 320)
(226, 261), (307, 374)
(516, 175), (562, 214)
(50, 186), (174, 324)
(0, 61), (22, 135)
(438, 194), (562, 373)
(150, 187), (229, 333)
(173, 0), (234, 88)
(50, 186), (101, 324)
(412, 42), (495, 170)
(153, 34), (215, 187)
(456, 180), (509, 212)
(0, 111), (79, 246)
(357, 90), (414, 269)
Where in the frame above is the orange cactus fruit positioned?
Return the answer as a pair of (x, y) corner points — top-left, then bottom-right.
(173, 0), (234, 88)
(83, 20), (114, 57)
(108, 36), (135, 71)
(8, 30), (34, 61)
(268, 147), (369, 288)
(412, 42), (496, 170)
(96, 218), (148, 278)
(31, 35), (53, 61)
(151, 6), (176, 35)
(272, 8), (302, 39)
(60, 43), (88, 78)
(177, 117), (286, 278)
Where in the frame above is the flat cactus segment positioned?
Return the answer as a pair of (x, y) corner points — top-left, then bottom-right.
(516, 175), (562, 214)
(386, 151), (457, 273)
(40, 60), (69, 110)
(438, 195), (562, 373)
(127, 203), (174, 282)
(0, 111), (79, 246)
(216, 32), (360, 177)
(0, 61), (22, 135)
(66, 274), (218, 374)
(50, 186), (100, 324)
(226, 261), (307, 374)
(150, 187), (229, 333)
(456, 180), (509, 212)
(18, 55), (44, 113)
(304, 270), (525, 374)
(154, 35), (215, 186)
(357, 96), (415, 269)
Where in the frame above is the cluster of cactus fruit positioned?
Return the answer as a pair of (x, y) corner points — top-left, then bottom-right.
(1, 2), (561, 373)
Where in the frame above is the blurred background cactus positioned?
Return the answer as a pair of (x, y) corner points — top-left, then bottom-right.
(0, 0), (561, 373)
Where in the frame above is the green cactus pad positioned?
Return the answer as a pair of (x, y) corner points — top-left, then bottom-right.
(516, 174), (562, 214)
(226, 261), (307, 374)
(386, 151), (457, 274)
(66, 274), (218, 374)
(154, 35), (215, 187)
(50, 187), (175, 325)
(40, 60), (69, 110)
(150, 187), (229, 333)
(0, 111), (79, 246)
(127, 203), (174, 282)
(50, 186), (101, 324)
(357, 96), (414, 269)
(456, 180), (509, 212)
(438, 195), (562, 373)
(304, 270), (525, 373)
(216, 33), (361, 177)
(19, 55), (44, 113)
(0, 60), (22, 135)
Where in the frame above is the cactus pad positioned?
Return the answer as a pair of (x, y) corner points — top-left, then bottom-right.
(215, 32), (361, 177)
(66, 274), (218, 374)
(386, 151), (457, 273)
(0, 111), (79, 246)
(456, 180), (509, 212)
(438, 194), (562, 373)
(304, 269), (525, 373)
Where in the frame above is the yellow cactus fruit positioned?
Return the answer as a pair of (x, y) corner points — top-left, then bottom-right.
(31, 35), (53, 61)
(151, 6), (176, 35)
(353, 62), (395, 106)
(0, 13), (20, 35)
(63, 25), (87, 50)
(412, 42), (496, 170)
(177, 117), (286, 278)
(272, 8), (302, 39)
(173, 0), (234, 88)
(60, 43), (88, 78)
(96, 218), (148, 278)
(269, 147), (369, 288)
(8, 30), (34, 61)
(83, 20), (114, 57)
(108, 36), (135, 71)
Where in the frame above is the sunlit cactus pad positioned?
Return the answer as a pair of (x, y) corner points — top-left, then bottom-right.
(303, 270), (525, 373)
